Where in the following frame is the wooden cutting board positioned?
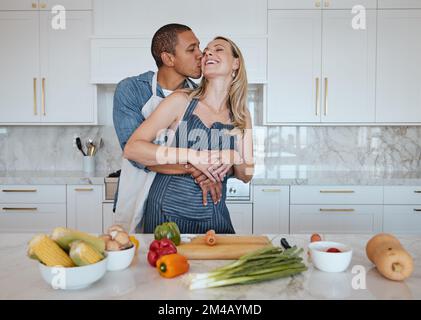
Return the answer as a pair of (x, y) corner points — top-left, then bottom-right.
(177, 235), (272, 260)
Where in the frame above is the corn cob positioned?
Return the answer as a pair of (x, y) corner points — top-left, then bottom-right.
(28, 234), (75, 267)
(51, 227), (105, 253)
(69, 240), (104, 266)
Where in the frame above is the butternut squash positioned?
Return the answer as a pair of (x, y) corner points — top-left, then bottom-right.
(366, 233), (414, 281)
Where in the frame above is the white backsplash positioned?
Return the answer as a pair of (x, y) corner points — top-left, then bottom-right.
(1, 125), (421, 174)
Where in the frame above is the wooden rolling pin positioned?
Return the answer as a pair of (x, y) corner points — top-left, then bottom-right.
(177, 243), (273, 260)
(190, 235), (271, 245)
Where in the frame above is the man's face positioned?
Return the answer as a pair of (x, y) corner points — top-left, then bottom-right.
(172, 30), (202, 79)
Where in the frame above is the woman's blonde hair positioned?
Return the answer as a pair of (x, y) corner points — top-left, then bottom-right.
(188, 36), (248, 131)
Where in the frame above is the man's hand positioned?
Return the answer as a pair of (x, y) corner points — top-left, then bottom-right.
(186, 164), (222, 206)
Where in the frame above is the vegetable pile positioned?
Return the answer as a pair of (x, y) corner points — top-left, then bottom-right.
(185, 245), (307, 290)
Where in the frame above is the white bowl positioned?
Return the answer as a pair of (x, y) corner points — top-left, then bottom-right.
(38, 255), (108, 290)
(308, 241), (353, 273)
(106, 245), (135, 271)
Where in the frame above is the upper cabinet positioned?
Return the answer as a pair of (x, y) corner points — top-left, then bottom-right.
(378, 0), (421, 9)
(0, 0), (92, 10)
(376, 9), (421, 123)
(267, 9), (376, 124)
(91, 0), (267, 84)
(268, 0), (377, 9)
(0, 3), (96, 124)
(93, 0), (266, 37)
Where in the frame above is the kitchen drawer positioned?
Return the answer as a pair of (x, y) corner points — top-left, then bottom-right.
(290, 186), (383, 205)
(0, 204), (66, 233)
(384, 205), (421, 234)
(290, 205), (383, 234)
(384, 186), (421, 204)
(0, 185), (66, 204)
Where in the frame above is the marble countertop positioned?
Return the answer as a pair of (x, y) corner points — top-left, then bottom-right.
(1, 233), (420, 300)
(2, 169), (421, 186)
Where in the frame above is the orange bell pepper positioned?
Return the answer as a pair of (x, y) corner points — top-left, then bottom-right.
(156, 253), (189, 278)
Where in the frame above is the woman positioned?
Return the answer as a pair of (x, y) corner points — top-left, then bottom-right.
(124, 36), (254, 233)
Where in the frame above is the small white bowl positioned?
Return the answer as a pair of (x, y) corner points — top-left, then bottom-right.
(308, 241), (353, 273)
(38, 255), (108, 290)
(106, 245), (135, 271)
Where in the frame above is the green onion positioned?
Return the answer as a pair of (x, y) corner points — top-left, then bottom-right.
(185, 245), (308, 290)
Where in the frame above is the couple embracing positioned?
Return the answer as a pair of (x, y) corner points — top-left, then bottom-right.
(113, 24), (254, 234)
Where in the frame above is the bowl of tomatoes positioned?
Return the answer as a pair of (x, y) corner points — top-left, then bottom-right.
(308, 241), (353, 273)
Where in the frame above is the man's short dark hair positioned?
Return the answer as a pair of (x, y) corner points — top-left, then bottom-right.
(151, 23), (192, 68)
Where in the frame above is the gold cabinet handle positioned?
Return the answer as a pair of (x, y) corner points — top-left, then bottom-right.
(40, 3), (47, 8)
(33, 78), (37, 115)
(75, 188), (94, 192)
(320, 190), (355, 194)
(2, 189), (37, 193)
(262, 189), (280, 192)
(324, 77), (328, 116)
(2, 207), (38, 211)
(320, 208), (355, 212)
(41, 78), (46, 116)
(315, 0), (321, 7)
(315, 77), (320, 116)
(32, 3), (37, 8)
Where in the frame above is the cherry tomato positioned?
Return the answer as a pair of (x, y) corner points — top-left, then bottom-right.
(310, 233), (322, 242)
(326, 247), (341, 253)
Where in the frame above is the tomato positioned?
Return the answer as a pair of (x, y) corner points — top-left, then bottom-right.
(310, 233), (322, 242)
(326, 247), (341, 253)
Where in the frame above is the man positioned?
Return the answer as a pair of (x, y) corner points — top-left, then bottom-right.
(113, 24), (223, 225)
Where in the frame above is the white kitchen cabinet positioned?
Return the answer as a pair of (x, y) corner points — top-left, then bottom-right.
(102, 202), (114, 233)
(67, 185), (103, 233)
(321, 10), (376, 123)
(0, 184), (66, 233)
(267, 9), (376, 124)
(93, 0), (266, 37)
(0, 12), (40, 123)
(227, 203), (253, 235)
(91, 36), (267, 84)
(290, 205), (383, 233)
(378, 0), (421, 9)
(0, 9), (95, 124)
(0, 0), (92, 10)
(39, 10), (95, 123)
(253, 186), (290, 235)
(267, 10), (322, 123)
(384, 205), (421, 234)
(290, 186), (383, 205)
(290, 185), (383, 234)
(268, 0), (377, 9)
(376, 10), (421, 123)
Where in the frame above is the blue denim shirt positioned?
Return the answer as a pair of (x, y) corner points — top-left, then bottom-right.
(113, 70), (197, 209)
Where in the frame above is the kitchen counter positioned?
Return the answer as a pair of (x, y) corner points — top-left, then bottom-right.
(3, 169), (421, 186)
(0, 170), (109, 185)
(1, 233), (420, 300)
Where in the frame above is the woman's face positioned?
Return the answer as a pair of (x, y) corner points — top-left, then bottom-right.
(201, 39), (239, 79)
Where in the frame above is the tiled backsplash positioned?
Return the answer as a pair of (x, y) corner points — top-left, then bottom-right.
(1, 125), (421, 174)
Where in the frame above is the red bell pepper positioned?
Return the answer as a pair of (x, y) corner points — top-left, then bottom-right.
(147, 239), (177, 267)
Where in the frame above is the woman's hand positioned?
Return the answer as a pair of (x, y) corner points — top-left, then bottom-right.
(187, 150), (220, 182)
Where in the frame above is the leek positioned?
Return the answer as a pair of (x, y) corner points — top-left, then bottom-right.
(186, 246), (308, 290)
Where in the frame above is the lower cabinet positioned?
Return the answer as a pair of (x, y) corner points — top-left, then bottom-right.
(290, 205), (383, 234)
(102, 202), (115, 233)
(384, 206), (421, 234)
(67, 185), (103, 233)
(253, 186), (289, 235)
(0, 204), (66, 233)
(227, 203), (253, 235)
